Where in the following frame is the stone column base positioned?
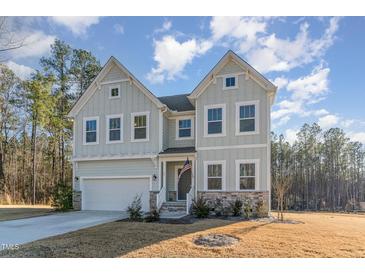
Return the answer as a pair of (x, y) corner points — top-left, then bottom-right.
(149, 191), (158, 211)
(73, 191), (82, 211)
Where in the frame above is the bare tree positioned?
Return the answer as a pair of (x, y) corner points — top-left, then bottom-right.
(0, 17), (25, 62)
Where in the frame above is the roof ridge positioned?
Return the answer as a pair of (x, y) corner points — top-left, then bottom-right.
(157, 93), (191, 98)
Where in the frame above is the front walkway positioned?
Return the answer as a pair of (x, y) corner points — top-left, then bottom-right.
(0, 210), (126, 245)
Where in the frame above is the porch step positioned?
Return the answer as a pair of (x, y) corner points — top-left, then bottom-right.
(160, 201), (187, 213)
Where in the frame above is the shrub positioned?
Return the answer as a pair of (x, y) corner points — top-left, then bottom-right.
(51, 183), (73, 211)
(255, 198), (268, 218)
(213, 198), (224, 216)
(144, 208), (160, 222)
(243, 199), (253, 219)
(230, 198), (243, 216)
(192, 196), (210, 218)
(127, 194), (143, 221)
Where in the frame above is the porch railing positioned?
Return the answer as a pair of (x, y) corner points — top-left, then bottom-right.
(186, 187), (194, 215)
(156, 184), (166, 210)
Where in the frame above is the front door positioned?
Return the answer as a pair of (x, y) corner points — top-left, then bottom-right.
(177, 168), (192, 201)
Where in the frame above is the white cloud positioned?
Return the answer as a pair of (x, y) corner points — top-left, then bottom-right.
(147, 35), (212, 84)
(210, 17), (267, 52)
(348, 132), (365, 144)
(51, 16), (100, 36)
(318, 114), (339, 129)
(154, 20), (172, 34)
(113, 24), (124, 34)
(5, 61), (35, 80)
(272, 76), (288, 90)
(247, 17), (340, 73)
(10, 31), (56, 60)
(271, 64), (331, 125)
(285, 129), (299, 145)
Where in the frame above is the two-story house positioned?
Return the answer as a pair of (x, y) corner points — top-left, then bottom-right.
(68, 50), (277, 216)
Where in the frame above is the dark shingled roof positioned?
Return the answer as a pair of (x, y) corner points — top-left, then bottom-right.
(158, 93), (195, 112)
(159, 146), (196, 155)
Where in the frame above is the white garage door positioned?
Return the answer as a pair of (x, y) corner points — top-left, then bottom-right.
(81, 177), (150, 212)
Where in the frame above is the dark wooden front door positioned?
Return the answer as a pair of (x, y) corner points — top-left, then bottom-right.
(177, 168), (192, 200)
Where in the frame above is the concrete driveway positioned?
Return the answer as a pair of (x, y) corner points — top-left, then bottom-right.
(0, 211), (127, 245)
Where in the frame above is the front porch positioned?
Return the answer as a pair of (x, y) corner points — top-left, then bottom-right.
(154, 147), (196, 216)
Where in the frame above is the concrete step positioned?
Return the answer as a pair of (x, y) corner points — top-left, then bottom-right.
(160, 201), (187, 213)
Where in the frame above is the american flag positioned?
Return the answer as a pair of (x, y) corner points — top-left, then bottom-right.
(178, 158), (192, 180)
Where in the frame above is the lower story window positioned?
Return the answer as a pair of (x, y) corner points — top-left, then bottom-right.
(206, 163), (223, 190)
(238, 161), (256, 190)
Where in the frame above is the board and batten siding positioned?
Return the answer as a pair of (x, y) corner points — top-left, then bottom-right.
(196, 147), (268, 192)
(195, 60), (271, 193)
(196, 61), (270, 148)
(74, 159), (158, 191)
(167, 117), (195, 148)
(74, 64), (160, 158)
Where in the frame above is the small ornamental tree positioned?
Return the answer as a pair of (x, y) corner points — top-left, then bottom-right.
(127, 194), (143, 221)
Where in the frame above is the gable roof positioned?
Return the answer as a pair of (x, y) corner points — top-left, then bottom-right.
(158, 93), (194, 112)
(68, 56), (165, 118)
(188, 50), (277, 103)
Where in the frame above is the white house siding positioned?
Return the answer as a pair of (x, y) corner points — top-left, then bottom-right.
(74, 64), (160, 158)
(162, 116), (169, 150)
(196, 61), (270, 148)
(195, 60), (271, 194)
(74, 159), (158, 191)
(196, 147), (268, 192)
(167, 117), (195, 148)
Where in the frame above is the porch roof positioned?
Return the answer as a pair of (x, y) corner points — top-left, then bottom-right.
(159, 146), (196, 155)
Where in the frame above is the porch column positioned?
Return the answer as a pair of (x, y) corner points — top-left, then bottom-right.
(191, 159), (195, 193)
(162, 160), (167, 189)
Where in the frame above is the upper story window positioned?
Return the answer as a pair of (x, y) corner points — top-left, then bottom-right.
(109, 85), (120, 99)
(176, 118), (193, 140)
(204, 161), (226, 191)
(83, 117), (99, 145)
(204, 104), (226, 137)
(235, 101), (259, 135)
(236, 160), (258, 191)
(106, 114), (123, 143)
(131, 112), (149, 142)
(223, 75), (238, 90)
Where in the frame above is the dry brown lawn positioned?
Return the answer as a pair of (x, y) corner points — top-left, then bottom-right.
(0, 205), (54, 222)
(1, 212), (364, 258)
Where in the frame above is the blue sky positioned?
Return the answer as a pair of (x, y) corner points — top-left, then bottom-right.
(4, 16), (365, 143)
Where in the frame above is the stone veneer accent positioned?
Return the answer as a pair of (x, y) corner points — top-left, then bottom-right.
(198, 191), (270, 216)
(73, 191), (82, 211)
(149, 191), (158, 211)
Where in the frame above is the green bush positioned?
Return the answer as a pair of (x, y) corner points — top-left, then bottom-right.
(51, 183), (73, 211)
(213, 198), (224, 216)
(230, 198), (243, 216)
(144, 208), (160, 222)
(243, 199), (253, 219)
(127, 195), (143, 221)
(192, 196), (210, 218)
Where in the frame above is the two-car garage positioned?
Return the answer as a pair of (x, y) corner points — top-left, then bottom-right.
(80, 177), (151, 212)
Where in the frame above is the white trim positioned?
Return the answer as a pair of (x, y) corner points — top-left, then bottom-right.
(68, 57), (164, 117)
(175, 116), (194, 140)
(100, 79), (129, 86)
(167, 110), (195, 118)
(197, 143), (267, 151)
(158, 110), (163, 152)
(222, 74), (238, 90)
(80, 175), (153, 192)
(235, 100), (260, 136)
(72, 119), (76, 157)
(106, 114), (124, 144)
(72, 154), (157, 162)
(235, 159), (260, 191)
(203, 160), (226, 191)
(158, 154), (196, 161)
(267, 99), (272, 211)
(204, 103), (226, 138)
(83, 116), (99, 145)
(108, 84), (121, 99)
(131, 111), (150, 142)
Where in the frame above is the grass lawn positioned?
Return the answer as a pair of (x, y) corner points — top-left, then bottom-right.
(1, 212), (364, 258)
(0, 205), (54, 222)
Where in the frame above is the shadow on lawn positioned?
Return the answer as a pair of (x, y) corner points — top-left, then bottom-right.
(0, 217), (270, 258)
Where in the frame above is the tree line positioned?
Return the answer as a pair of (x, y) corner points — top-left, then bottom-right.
(0, 37), (101, 204)
(271, 123), (365, 211)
